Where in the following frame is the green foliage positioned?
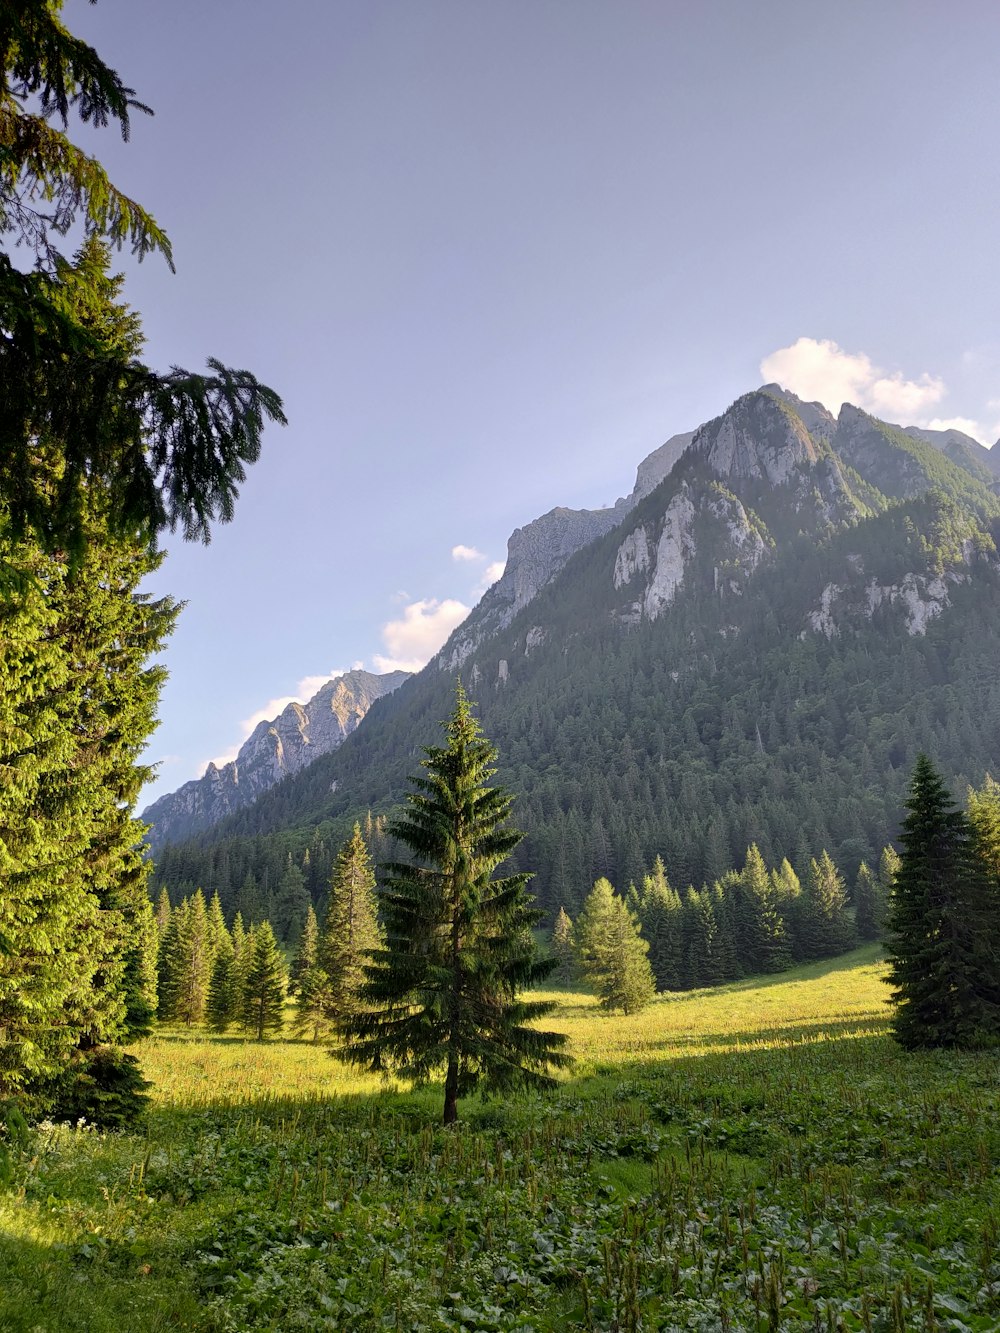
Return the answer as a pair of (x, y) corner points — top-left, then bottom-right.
(886, 755), (999, 1048)
(549, 906), (576, 982)
(1, 4), (285, 557)
(205, 938), (237, 1034)
(317, 824), (381, 1027)
(0, 252), (179, 1096)
(800, 850), (857, 959)
(7, 955), (1000, 1331)
(240, 923), (286, 1042)
(638, 857), (683, 990)
(289, 903), (319, 994)
(46, 1046), (150, 1130)
(575, 878), (656, 1013)
(339, 685), (569, 1123)
(156, 891), (212, 1026)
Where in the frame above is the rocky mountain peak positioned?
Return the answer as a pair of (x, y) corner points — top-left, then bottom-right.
(693, 390), (819, 485)
(142, 668), (410, 851)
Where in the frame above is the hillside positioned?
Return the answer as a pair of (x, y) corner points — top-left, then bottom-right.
(150, 386), (1000, 917)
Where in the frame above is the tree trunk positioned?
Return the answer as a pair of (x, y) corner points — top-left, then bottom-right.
(443, 1053), (459, 1125)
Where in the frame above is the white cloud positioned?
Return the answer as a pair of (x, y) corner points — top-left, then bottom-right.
(921, 417), (985, 440)
(475, 559), (507, 594)
(760, 337), (945, 421)
(373, 598), (470, 674)
(452, 544), (484, 562)
(866, 372), (945, 420)
(199, 667), (351, 773)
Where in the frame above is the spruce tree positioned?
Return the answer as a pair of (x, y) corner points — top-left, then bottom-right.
(339, 685), (569, 1124)
(272, 860), (310, 945)
(638, 857), (683, 991)
(738, 845), (792, 974)
(575, 878), (656, 1013)
(886, 755), (994, 1048)
(800, 852), (856, 959)
(1, 3), (285, 558)
(853, 862), (882, 942)
(549, 907), (577, 983)
(318, 825), (382, 1028)
(205, 935), (237, 1034)
(240, 922), (287, 1041)
(290, 903), (320, 994)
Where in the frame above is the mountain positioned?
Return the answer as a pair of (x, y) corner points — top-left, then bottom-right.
(438, 430), (696, 669)
(150, 385), (1000, 921)
(141, 669), (409, 850)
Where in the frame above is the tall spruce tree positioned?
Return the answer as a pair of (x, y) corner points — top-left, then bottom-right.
(290, 903), (320, 994)
(318, 825), (382, 1028)
(800, 852), (856, 960)
(0, 245), (180, 1097)
(575, 878), (656, 1013)
(205, 934), (237, 1034)
(549, 907), (576, 983)
(638, 857), (683, 991)
(339, 685), (569, 1124)
(886, 755), (995, 1048)
(240, 922), (287, 1041)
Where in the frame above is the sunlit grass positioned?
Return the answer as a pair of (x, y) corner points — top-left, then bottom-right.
(6, 944), (999, 1332)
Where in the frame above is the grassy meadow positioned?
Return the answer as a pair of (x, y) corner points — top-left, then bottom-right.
(3, 945), (1000, 1331)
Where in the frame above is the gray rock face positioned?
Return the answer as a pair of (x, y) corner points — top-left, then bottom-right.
(437, 505), (624, 670)
(632, 432), (697, 500)
(142, 669), (409, 850)
(437, 432), (697, 669)
(693, 391), (818, 485)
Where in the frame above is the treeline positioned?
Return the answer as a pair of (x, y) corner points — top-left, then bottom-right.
(153, 831), (895, 1037)
(549, 841), (896, 1009)
(150, 825), (382, 1043)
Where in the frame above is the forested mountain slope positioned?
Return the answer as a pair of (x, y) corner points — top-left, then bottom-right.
(151, 388), (1000, 918)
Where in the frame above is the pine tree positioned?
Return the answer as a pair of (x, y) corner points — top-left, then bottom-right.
(738, 845), (792, 974)
(318, 825), (382, 1028)
(240, 922), (287, 1041)
(853, 862), (882, 942)
(638, 857), (683, 991)
(886, 755), (995, 1048)
(290, 904), (320, 993)
(206, 892), (229, 961)
(964, 777), (1000, 1016)
(157, 892), (212, 1026)
(0, 296), (179, 1096)
(154, 887), (172, 937)
(272, 860), (310, 945)
(549, 907), (577, 983)
(575, 878), (656, 1014)
(339, 685), (569, 1124)
(800, 852), (856, 959)
(205, 935), (237, 1034)
(290, 903), (330, 1041)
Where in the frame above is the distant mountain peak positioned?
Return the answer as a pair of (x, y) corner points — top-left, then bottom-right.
(142, 668), (409, 851)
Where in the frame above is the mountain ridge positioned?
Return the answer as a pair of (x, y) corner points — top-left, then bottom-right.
(149, 383), (1000, 921)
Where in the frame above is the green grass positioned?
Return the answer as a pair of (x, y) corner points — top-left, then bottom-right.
(3, 947), (1000, 1331)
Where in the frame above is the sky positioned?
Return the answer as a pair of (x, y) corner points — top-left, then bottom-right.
(64, 0), (1000, 809)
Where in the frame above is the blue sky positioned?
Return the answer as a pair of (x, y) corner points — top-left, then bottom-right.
(67, 0), (1000, 809)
